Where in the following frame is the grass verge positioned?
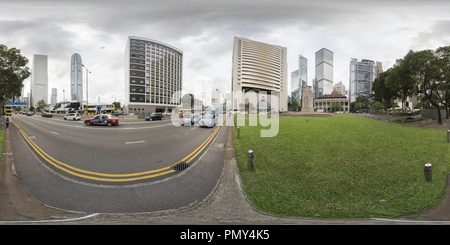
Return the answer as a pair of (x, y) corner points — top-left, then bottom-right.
(233, 114), (449, 219)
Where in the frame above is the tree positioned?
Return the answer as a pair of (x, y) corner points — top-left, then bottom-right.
(330, 102), (343, 112)
(385, 62), (416, 112)
(36, 99), (47, 112)
(0, 44), (31, 106)
(372, 69), (397, 114)
(402, 47), (450, 125)
(112, 101), (121, 111)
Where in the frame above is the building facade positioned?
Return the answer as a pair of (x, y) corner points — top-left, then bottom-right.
(349, 58), (378, 103)
(51, 88), (57, 105)
(314, 48), (333, 99)
(125, 36), (183, 114)
(70, 53), (83, 102)
(314, 91), (349, 112)
(31, 54), (48, 107)
(291, 55), (307, 105)
(231, 37), (288, 112)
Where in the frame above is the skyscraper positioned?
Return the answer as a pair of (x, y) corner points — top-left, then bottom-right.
(291, 55), (307, 105)
(231, 37), (288, 111)
(314, 48), (333, 99)
(71, 53), (83, 102)
(51, 88), (57, 105)
(349, 58), (378, 103)
(31, 54), (48, 107)
(125, 36), (183, 114)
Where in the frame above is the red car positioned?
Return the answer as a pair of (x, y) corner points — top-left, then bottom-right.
(84, 114), (119, 126)
(42, 112), (53, 118)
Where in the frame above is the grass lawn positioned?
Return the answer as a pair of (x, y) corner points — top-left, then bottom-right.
(233, 114), (450, 219)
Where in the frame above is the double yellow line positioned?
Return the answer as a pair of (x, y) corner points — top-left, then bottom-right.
(12, 120), (223, 183)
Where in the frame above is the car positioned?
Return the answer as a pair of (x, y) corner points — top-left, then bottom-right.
(42, 112), (53, 118)
(26, 111), (33, 116)
(84, 114), (119, 126)
(145, 113), (164, 121)
(199, 114), (217, 128)
(180, 114), (199, 126)
(64, 113), (81, 121)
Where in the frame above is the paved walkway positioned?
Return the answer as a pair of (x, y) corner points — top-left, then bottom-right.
(1, 114), (450, 224)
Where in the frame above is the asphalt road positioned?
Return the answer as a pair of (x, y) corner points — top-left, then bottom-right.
(9, 114), (226, 213)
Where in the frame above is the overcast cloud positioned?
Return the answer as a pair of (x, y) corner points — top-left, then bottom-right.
(1, 0), (450, 105)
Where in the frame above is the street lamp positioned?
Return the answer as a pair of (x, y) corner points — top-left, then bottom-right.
(82, 64), (91, 107)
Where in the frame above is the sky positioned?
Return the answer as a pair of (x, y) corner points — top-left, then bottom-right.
(1, 0), (450, 106)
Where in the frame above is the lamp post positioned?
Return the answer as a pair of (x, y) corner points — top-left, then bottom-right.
(82, 64), (91, 108)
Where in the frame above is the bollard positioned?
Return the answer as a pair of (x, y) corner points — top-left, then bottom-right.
(424, 163), (432, 182)
(447, 130), (449, 143)
(234, 118), (237, 129)
(247, 150), (254, 171)
(237, 127), (240, 139)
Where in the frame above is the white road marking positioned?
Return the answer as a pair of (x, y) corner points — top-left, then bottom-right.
(52, 131), (59, 135)
(125, 140), (145, 144)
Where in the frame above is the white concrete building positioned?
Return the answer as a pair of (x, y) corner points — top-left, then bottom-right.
(125, 36), (183, 114)
(231, 36), (288, 112)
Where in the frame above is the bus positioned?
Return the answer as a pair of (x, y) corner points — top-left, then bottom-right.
(85, 104), (116, 115)
(5, 106), (12, 116)
(178, 108), (193, 116)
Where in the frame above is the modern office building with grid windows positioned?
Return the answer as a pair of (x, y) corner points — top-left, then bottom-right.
(125, 36), (183, 114)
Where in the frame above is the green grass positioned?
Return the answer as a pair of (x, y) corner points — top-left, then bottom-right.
(0, 130), (5, 168)
(233, 114), (450, 219)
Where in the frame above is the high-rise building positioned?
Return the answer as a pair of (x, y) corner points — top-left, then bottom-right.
(51, 88), (57, 105)
(231, 37), (288, 111)
(291, 55), (307, 105)
(314, 48), (333, 99)
(31, 54), (48, 107)
(349, 58), (378, 103)
(70, 53), (83, 102)
(125, 36), (183, 114)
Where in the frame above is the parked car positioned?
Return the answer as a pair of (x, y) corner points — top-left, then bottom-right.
(180, 114), (199, 126)
(199, 114), (216, 128)
(64, 113), (81, 121)
(26, 111), (33, 116)
(145, 113), (164, 121)
(84, 114), (119, 126)
(42, 112), (53, 118)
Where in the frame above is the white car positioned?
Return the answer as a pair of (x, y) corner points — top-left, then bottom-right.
(64, 113), (81, 121)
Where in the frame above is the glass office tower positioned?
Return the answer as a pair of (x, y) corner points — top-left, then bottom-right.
(70, 53), (83, 102)
(291, 55), (307, 105)
(31, 54), (48, 107)
(349, 58), (377, 103)
(314, 48), (333, 99)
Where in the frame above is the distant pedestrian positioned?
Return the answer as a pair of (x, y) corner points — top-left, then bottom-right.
(5, 115), (11, 129)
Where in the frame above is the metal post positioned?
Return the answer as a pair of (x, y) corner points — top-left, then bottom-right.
(247, 150), (254, 171)
(447, 130), (449, 143)
(237, 127), (240, 139)
(424, 163), (432, 182)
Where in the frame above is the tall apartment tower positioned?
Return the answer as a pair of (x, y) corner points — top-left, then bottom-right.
(349, 58), (378, 103)
(231, 36), (288, 112)
(71, 53), (83, 102)
(291, 55), (307, 105)
(31, 54), (48, 107)
(125, 36), (183, 114)
(314, 48), (333, 99)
